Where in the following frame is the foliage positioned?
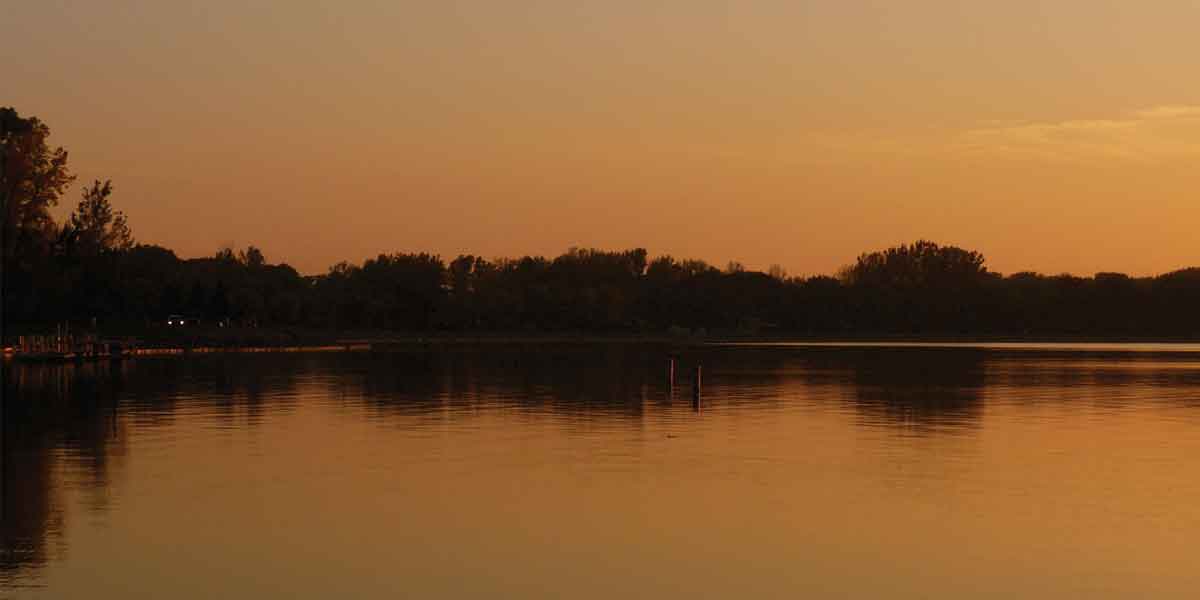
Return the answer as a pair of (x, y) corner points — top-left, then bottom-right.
(5, 108), (1200, 339)
(63, 180), (135, 256)
(1, 107), (75, 270)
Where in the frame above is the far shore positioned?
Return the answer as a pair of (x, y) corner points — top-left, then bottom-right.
(5, 326), (1200, 360)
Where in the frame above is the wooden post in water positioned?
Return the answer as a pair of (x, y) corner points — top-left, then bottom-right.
(667, 358), (675, 394)
(692, 365), (702, 411)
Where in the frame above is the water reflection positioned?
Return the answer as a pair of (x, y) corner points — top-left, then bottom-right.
(3, 345), (1200, 597)
(2, 361), (125, 581)
(691, 346), (987, 431)
(845, 349), (986, 432)
(341, 345), (672, 417)
(0, 356), (309, 585)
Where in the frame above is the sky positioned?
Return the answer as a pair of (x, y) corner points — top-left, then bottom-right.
(6, 1), (1199, 276)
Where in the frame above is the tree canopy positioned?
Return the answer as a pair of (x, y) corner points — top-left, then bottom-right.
(63, 180), (135, 256)
(1, 107), (75, 270)
(4, 107), (1200, 340)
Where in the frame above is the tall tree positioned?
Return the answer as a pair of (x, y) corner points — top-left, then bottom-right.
(1, 107), (75, 268)
(842, 240), (987, 288)
(239, 246), (265, 268)
(64, 180), (134, 256)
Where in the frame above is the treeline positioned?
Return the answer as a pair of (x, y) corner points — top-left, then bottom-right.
(4, 107), (1200, 338)
(8, 241), (1200, 337)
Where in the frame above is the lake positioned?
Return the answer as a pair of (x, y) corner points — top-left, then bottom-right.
(4, 343), (1200, 599)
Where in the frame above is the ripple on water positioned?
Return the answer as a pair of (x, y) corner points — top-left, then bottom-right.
(5, 346), (1200, 599)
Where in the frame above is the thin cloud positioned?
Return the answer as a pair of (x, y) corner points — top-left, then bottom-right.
(956, 105), (1200, 164)
(677, 105), (1200, 168)
(1133, 105), (1200, 119)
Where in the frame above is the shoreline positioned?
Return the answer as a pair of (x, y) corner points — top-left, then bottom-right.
(6, 331), (1200, 363)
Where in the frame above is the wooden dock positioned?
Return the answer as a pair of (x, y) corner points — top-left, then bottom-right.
(8, 327), (374, 362)
(12, 329), (135, 362)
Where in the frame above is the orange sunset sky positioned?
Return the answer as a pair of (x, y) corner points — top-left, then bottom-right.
(6, 1), (1198, 276)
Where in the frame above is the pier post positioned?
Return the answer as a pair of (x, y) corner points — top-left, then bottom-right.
(692, 365), (702, 411)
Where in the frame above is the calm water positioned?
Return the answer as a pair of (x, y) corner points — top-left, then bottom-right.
(4, 343), (1200, 599)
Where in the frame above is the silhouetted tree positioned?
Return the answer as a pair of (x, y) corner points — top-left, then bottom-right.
(209, 280), (231, 319)
(5, 107), (1200, 340)
(1, 107), (75, 270)
(214, 247), (236, 263)
(842, 240), (987, 288)
(238, 246), (265, 268)
(62, 180), (134, 256)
